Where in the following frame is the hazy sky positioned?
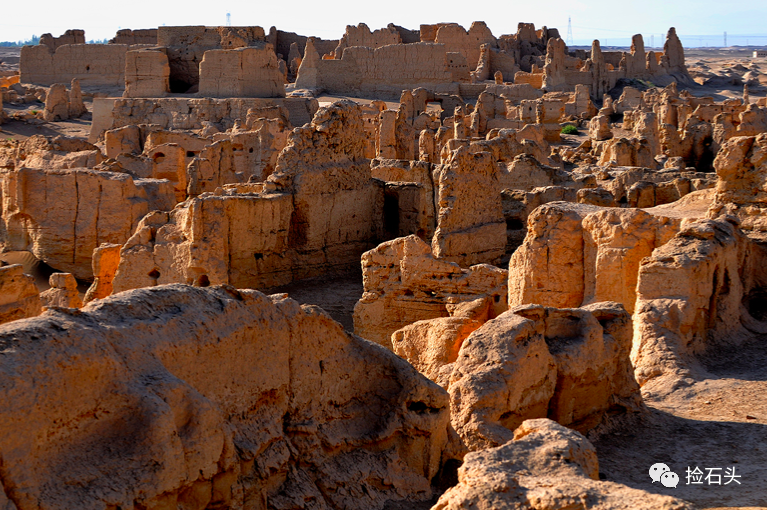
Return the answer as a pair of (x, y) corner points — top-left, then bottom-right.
(1, 0), (766, 46)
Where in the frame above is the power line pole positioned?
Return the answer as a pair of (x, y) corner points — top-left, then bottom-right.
(651, 34), (654, 48)
(566, 16), (574, 46)
(724, 31), (727, 47)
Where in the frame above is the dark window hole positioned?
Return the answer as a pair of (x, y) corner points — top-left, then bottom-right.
(383, 193), (399, 238)
(197, 275), (210, 287)
(169, 78), (194, 94)
(148, 269), (160, 279)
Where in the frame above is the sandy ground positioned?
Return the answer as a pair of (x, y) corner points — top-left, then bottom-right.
(594, 334), (767, 509)
(264, 269), (364, 332)
(316, 94), (401, 110)
(0, 47), (20, 74)
(1, 102), (93, 141)
(684, 48), (767, 102)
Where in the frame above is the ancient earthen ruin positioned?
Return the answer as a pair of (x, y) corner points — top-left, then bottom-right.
(0, 18), (766, 510)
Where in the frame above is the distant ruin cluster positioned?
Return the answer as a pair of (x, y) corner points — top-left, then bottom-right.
(0, 18), (766, 510)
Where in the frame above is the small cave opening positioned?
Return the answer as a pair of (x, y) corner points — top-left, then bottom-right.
(197, 275), (210, 287)
(744, 290), (767, 322)
(431, 458), (461, 493)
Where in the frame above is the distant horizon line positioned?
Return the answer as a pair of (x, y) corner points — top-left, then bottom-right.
(1, 25), (767, 49)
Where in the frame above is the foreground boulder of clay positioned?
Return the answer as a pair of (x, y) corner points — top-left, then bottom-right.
(431, 419), (694, 510)
(0, 284), (450, 510)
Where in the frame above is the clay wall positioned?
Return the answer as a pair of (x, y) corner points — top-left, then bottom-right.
(124, 49), (169, 98)
(156, 26), (228, 48)
(156, 25), (271, 93)
(39, 29), (85, 50)
(434, 22), (496, 71)
(90, 97), (318, 141)
(111, 190), (295, 291)
(333, 23), (401, 57)
(514, 71), (543, 89)
(20, 43), (128, 87)
(299, 42), (457, 98)
(198, 46), (286, 98)
(0, 166), (175, 279)
(272, 30), (338, 60)
(110, 29), (158, 45)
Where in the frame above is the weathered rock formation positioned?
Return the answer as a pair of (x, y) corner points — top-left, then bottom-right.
(632, 217), (767, 391)
(39, 272), (83, 309)
(432, 147), (506, 266)
(707, 133), (767, 231)
(447, 302), (641, 451)
(354, 235), (508, 349)
(0, 284), (451, 510)
(0, 264), (41, 325)
(108, 101), (384, 293)
(508, 190), (714, 314)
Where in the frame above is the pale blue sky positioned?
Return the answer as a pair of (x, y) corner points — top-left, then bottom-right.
(1, 0), (766, 47)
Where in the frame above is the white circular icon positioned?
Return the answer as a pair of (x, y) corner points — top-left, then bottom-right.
(649, 463), (671, 483)
(661, 471), (680, 488)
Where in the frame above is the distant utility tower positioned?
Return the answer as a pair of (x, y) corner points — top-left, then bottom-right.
(651, 34), (654, 48)
(724, 31), (727, 47)
(226, 12), (231, 27)
(566, 17), (574, 46)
